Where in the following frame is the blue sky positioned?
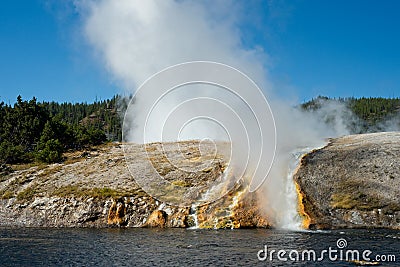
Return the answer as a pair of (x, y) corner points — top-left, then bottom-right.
(0, 0), (118, 103)
(0, 0), (399, 103)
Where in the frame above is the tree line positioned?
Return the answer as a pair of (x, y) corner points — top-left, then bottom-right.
(1, 94), (399, 165)
(301, 96), (400, 133)
(0, 95), (128, 164)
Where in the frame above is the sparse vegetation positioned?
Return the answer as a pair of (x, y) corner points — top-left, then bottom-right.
(0, 187), (14, 199)
(16, 186), (38, 201)
(37, 165), (62, 178)
(52, 185), (81, 197)
(52, 185), (143, 199)
(1, 190), (14, 199)
(331, 191), (385, 210)
(90, 187), (121, 199)
(171, 180), (191, 187)
(331, 178), (384, 211)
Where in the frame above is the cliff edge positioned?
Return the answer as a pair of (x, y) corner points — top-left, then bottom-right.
(295, 132), (400, 229)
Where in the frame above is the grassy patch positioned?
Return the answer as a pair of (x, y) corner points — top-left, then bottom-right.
(90, 187), (120, 198)
(9, 175), (30, 186)
(16, 187), (38, 201)
(171, 180), (191, 187)
(331, 192), (382, 210)
(0, 190), (15, 199)
(63, 157), (84, 165)
(52, 185), (145, 199)
(52, 185), (81, 197)
(331, 193), (358, 209)
(37, 165), (62, 178)
(10, 162), (40, 171)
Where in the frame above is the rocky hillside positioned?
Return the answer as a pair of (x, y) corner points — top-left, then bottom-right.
(0, 141), (268, 228)
(1, 132), (399, 229)
(295, 132), (400, 229)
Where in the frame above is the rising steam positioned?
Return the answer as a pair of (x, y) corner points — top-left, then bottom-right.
(74, 0), (356, 229)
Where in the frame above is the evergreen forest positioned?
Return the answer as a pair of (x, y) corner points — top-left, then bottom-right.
(1, 95), (399, 165)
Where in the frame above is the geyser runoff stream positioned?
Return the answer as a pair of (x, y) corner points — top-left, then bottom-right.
(279, 147), (324, 230)
(279, 150), (309, 230)
(75, 0), (354, 229)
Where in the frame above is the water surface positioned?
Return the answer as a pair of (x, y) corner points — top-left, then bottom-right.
(0, 228), (399, 266)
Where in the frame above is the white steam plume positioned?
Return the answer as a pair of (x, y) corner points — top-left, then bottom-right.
(261, 98), (356, 228)
(76, 0), (269, 90)
(75, 0), (357, 228)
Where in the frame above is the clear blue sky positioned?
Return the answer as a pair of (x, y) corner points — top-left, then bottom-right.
(0, 0), (118, 103)
(0, 0), (399, 103)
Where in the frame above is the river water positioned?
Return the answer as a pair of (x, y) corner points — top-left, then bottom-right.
(0, 228), (399, 266)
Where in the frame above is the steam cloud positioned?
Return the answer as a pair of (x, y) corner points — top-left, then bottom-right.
(76, 0), (268, 90)
(74, 0), (356, 228)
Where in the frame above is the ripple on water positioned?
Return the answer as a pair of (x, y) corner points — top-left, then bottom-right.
(0, 228), (398, 266)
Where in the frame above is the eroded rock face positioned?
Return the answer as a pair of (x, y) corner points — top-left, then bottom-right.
(107, 199), (126, 226)
(231, 191), (269, 228)
(193, 185), (270, 229)
(0, 197), (108, 227)
(144, 210), (167, 228)
(295, 132), (400, 229)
